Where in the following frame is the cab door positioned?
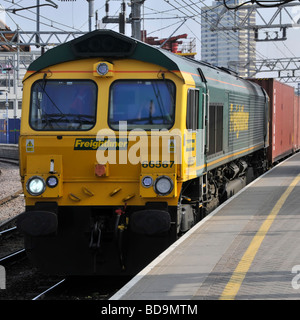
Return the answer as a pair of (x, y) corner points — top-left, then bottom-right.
(185, 88), (206, 178)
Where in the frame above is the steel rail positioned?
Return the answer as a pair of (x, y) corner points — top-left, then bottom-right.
(32, 279), (66, 300)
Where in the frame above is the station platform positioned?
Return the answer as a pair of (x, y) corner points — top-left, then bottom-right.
(111, 152), (300, 300)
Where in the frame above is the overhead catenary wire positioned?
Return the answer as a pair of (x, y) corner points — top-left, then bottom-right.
(2, 0), (296, 66)
(3, 0), (105, 32)
(3, 0), (82, 32)
(163, 0), (269, 62)
(219, 0), (299, 61)
(190, 0), (269, 60)
(223, 0), (297, 10)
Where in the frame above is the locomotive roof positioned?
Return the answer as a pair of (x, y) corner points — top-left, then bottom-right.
(25, 30), (219, 80)
(25, 29), (263, 96)
(26, 29), (179, 76)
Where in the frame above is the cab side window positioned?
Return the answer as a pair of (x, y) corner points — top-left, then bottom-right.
(186, 89), (199, 130)
(207, 103), (223, 156)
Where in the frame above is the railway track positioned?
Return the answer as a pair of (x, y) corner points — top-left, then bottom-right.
(0, 189), (23, 206)
(0, 210), (131, 300)
(0, 157), (19, 166)
(30, 276), (133, 300)
(0, 249), (26, 266)
(0, 224), (66, 300)
(0, 216), (24, 261)
(0, 214), (21, 235)
(0, 152), (24, 231)
(0, 215), (19, 231)
(0, 226), (17, 237)
(32, 279), (67, 300)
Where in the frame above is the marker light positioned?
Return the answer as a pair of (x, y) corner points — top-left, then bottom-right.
(154, 176), (174, 196)
(96, 63), (109, 76)
(142, 176), (153, 188)
(46, 176), (59, 188)
(26, 176), (46, 196)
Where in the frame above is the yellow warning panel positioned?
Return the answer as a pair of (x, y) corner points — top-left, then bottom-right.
(26, 139), (34, 153)
(168, 138), (176, 153)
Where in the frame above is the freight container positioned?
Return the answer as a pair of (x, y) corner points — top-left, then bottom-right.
(249, 79), (295, 163)
(294, 94), (300, 151)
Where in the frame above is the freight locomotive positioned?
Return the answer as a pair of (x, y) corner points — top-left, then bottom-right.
(16, 30), (297, 276)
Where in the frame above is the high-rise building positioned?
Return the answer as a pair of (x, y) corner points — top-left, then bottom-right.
(201, 0), (256, 77)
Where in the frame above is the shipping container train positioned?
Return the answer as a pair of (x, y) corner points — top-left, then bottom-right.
(16, 30), (297, 276)
(249, 78), (300, 163)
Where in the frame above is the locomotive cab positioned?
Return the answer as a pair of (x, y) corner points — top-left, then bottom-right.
(17, 30), (268, 276)
(17, 30), (208, 275)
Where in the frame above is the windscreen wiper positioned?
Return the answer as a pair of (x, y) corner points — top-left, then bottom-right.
(38, 77), (71, 124)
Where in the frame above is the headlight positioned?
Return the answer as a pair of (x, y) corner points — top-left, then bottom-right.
(154, 176), (174, 196)
(46, 176), (59, 188)
(26, 176), (46, 196)
(141, 176), (153, 188)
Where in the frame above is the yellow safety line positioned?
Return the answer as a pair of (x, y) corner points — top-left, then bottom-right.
(219, 173), (300, 300)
